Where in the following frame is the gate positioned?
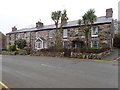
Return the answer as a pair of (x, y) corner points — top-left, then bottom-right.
(64, 49), (71, 57)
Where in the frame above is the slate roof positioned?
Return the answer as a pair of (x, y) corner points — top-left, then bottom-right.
(7, 16), (113, 34)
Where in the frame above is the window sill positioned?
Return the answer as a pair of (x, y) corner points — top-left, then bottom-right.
(91, 35), (98, 37)
(49, 37), (52, 39)
(63, 36), (68, 39)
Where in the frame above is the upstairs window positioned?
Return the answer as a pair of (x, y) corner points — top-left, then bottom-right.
(49, 31), (53, 38)
(18, 34), (20, 38)
(24, 33), (27, 38)
(36, 32), (39, 38)
(91, 26), (98, 37)
(9, 35), (11, 40)
(63, 29), (68, 38)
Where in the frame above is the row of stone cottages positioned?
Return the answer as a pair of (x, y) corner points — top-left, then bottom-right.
(6, 8), (115, 50)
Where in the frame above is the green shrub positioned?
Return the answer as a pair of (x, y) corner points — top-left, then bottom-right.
(18, 50), (27, 55)
(9, 45), (16, 51)
(24, 47), (31, 55)
(16, 39), (27, 49)
(40, 48), (110, 54)
(48, 45), (56, 49)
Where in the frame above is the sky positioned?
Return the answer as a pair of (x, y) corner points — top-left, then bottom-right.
(0, 0), (119, 34)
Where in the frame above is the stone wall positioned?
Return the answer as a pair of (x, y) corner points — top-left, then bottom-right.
(30, 49), (111, 60)
(0, 32), (6, 50)
(98, 24), (112, 48)
(70, 50), (111, 59)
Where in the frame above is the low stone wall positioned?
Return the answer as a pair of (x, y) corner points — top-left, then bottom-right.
(1, 49), (111, 60)
(31, 49), (111, 60)
(71, 50), (111, 59)
(31, 50), (64, 57)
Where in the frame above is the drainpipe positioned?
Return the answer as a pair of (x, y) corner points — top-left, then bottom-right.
(30, 32), (31, 49)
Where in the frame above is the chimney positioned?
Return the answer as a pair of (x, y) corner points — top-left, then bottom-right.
(106, 8), (113, 18)
(12, 26), (17, 31)
(36, 21), (44, 28)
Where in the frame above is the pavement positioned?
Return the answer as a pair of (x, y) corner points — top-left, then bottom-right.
(1, 55), (118, 88)
(102, 48), (120, 60)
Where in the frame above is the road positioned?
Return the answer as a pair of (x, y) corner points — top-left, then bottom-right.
(1, 55), (118, 88)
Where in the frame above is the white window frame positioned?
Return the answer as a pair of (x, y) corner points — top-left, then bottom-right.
(49, 31), (52, 38)
(18, 34), (20, 38)
(91, 41), (98, 48)
(63, 29), (68, 38)
(91, 26), (98, 37)
(24, 33), (27, 38)
(36, 32), (39, 38)
(35, 38), (44, 49)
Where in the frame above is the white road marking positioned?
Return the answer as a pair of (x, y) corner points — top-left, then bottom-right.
(41, 64), (62, 69)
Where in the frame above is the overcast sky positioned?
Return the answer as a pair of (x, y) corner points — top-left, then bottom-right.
(0, 0), (119, 34)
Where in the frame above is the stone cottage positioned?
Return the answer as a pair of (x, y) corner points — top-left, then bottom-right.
(6, 8), (114, 50)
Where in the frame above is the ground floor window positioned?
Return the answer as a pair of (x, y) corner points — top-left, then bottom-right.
(48, 42), (55, 48)
(91, 41), (98, 48)
(63, 41), (69, 48)
(36, 42), (42, 48)
(72, 41), (83, 48)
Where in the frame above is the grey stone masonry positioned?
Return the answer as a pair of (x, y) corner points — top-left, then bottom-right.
(6, 23), (113, 50)
(6, 8), (114, 50)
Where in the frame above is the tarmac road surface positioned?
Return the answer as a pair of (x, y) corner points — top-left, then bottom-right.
(1, 55), (118, 88)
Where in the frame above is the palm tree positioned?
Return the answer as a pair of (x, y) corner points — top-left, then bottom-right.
(61, 10), (68, 25)
(51, 11), (61, 48)
(78, 9), (97, 48)
(59, 9), (68, 47)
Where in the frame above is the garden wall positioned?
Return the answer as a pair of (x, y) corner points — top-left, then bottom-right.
(30, 48), (111, 60)
(1, 48), (111, 60)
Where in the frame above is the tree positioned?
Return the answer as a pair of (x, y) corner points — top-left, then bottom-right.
(9, 45), (16, 51)
(51, 11), (61, 48)
(16, 39), (27, 49)
(51, 10), (68, 48)
(60, 9), (68, 47)
(60, 9), (68, 29)
(78, 9), (97, 48)
(113, 33), (120, 48)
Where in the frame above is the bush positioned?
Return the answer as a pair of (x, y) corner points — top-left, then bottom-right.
(17, 50), (27, 55)
(9, 45), (16, 51)
(39, 48), (110, 54)
(16, 39), (27, 49)
(48, 45), (56, 49)
(24, 47), (31, 55)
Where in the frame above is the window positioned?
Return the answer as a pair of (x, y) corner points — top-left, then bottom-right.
(63, 29), (68, 38)
(37, 42), (41, 48)
(49, 31), (52, 38)
(36, 32), (39, 38)
(36, 42), (42, 49)
(49, 42), (54, 47)
(9, 35), (11, 40)
(63, 41), (69, 48)
(91, 26), (98, 37)
(91, 41), (98, 47)
(24, 33), (27, 38)
(18, 34), (20, 38)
